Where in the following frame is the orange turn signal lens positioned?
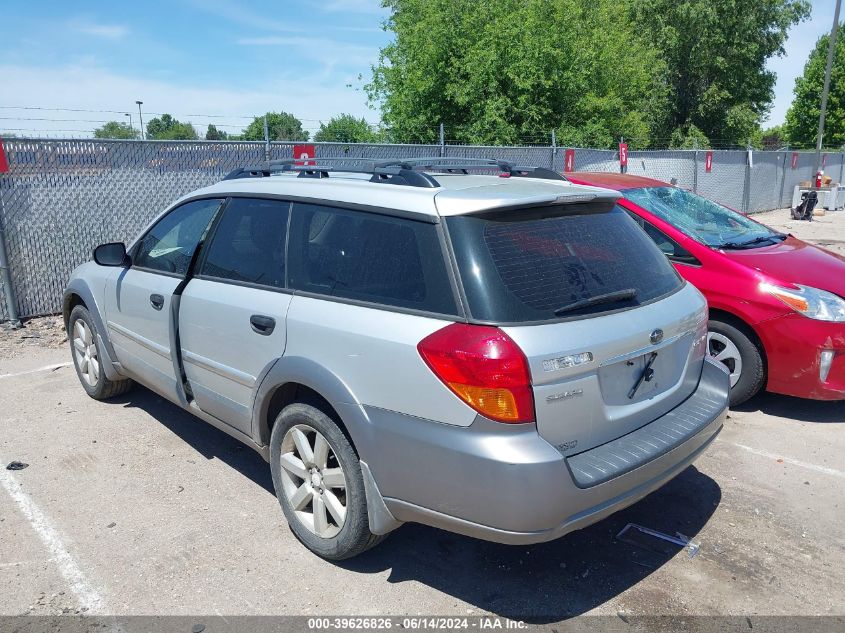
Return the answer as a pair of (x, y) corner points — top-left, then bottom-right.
(448, 383), (521, 422)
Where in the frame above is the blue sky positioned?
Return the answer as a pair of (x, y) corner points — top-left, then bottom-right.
(0, 0), (837, 138)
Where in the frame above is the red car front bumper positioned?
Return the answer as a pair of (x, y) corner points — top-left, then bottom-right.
(758, 313), (845, 400)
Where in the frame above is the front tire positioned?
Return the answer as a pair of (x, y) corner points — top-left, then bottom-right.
(269, 402), (384, 559)
(707, 319), (765, 407)
(68, 305), (133, 400)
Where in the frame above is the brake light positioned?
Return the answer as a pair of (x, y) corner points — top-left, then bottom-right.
(417, 323), (534, 423)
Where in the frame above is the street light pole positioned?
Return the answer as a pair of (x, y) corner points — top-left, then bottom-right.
(136, 100), (145, 140)
(814, 0), (842, 178)
(125, 113), (132, 135)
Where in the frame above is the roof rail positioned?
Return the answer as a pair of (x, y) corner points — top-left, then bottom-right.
(221, 156), (567, 187)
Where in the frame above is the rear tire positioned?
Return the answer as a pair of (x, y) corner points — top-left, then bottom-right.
(269, 402), (384, 559)
(68, 305), (133, 400)
(707, 319), (764, 407)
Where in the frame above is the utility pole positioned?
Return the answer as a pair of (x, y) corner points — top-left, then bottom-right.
(136, 101), (145, 140)
(814, 0), (841, 177)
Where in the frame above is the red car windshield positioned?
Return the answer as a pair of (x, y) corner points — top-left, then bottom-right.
(624, 187), (783, 248)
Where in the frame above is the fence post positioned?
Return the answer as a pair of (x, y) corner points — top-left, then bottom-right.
(840, 150), (844, 186)
(692, 142), (699, 194)
(263, 115), (270, 161)
(0, 195), (20, 327)
(742, 145), (752, 214)
(439, 123), (445, 158)
(778, 145), (789, 209)
(550, 130), (556, 169)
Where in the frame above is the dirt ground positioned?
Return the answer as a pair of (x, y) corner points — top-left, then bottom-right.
(0, 207), (843, 624)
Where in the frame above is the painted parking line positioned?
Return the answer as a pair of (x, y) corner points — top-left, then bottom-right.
(0, 465), (107, 614)
(0, 362), (72, 379)
(731, 442), (845, 480)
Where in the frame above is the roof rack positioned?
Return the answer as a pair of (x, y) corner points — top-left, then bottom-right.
(221, 156), (567, 188)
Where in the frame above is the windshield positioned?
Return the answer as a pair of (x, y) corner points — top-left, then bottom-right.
(446, 203), (682, 323)
(623, 187), (781, 248)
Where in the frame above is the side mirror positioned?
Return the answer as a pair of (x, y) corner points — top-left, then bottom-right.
(93, 242), (129, 267)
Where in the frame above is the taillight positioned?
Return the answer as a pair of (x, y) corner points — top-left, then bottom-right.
(417, 323), (534, 423)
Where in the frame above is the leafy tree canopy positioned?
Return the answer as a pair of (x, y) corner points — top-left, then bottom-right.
(205, 124), (228, 140)
(313, 114), (381, 143)
(146, 114), (198, 140)
(785, 23), (845, 149)
(630, 0), (810, 146)
(242, 112), (308, 141)
(368, 0), (809, 148)
(93, 121), (139, 140)
(669, 123), (711, 149)
(367, 0), (667, 148)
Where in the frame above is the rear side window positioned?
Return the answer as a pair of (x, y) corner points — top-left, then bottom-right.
(446, 204), (682, 323)
(287, 203), (457, 315)
(200, 198), (290, 289)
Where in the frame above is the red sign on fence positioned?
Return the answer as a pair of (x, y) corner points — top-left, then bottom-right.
(705, 151), (713, 173)
(564, 148), (575, 173)
(619, 142), (628, 167)
(293, 144), (315, 165)
(791, 152), (799, 169)
(0, 140), (9, 174)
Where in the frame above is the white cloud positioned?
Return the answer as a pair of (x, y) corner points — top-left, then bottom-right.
(0, 63), (378, 138)
(71, 20), (129, 40)
(235, 35), (380, 70)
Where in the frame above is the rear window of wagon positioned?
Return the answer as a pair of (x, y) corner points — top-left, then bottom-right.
(446, 203), (683, 323)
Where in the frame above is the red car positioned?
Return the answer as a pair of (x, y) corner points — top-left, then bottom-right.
(569, 173), (845, 406)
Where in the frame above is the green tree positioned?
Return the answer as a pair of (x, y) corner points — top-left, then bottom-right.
(313, 114), (380, 142)
(367, 0), (666, 148)
(242, 112), (308, 141)
(785, 23), (845, 149)
(758, 124), (787, 149)
(145, 114), (198, 140)
(629, 0), (810, 146)
(93, 121), (139, 140)
(668, 123), (711, 149)
(205, 124), (228, 140)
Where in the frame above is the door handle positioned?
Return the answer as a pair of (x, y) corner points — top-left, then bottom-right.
(250, 315), (276, 336)
(150, 294), (164, 310)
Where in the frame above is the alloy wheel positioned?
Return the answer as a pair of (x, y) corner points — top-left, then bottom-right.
(279, 424), (347, 538)
(72, 320), (99, 387)
(707, 331), (743, 388)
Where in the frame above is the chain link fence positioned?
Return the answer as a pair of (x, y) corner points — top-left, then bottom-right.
(0, 138), (843, 321)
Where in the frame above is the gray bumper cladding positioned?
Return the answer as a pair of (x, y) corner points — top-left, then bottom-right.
(566, 357), (730, 488)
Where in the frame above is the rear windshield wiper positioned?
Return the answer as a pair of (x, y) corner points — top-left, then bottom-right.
(554, 288), (638, 316)
(716, 234), (787, 249)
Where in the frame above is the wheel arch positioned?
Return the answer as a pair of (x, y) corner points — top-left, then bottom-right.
(252, 356), (371, 455)
(707, 307), (769, 373)
(63, 278), (123, 381)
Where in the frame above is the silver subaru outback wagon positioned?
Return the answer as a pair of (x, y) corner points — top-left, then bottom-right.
(63, 157), (729, 559)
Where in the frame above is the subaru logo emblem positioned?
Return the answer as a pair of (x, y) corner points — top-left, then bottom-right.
(650, 329), (664, 345)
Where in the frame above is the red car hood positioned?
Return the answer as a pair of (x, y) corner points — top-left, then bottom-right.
(720, 236), (845, 297)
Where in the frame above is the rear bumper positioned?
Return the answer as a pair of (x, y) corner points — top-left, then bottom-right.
(759, 314), (845, 400)
(361, 358), (729, 544)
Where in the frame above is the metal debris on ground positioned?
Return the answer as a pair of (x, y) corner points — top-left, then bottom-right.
(5, 461), (29, 471)
(616, 522), (700, 559)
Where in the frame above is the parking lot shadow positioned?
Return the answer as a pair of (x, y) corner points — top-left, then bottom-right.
(342, 470), (721, 622)
(733, 392), (845, 423)
(114, 386), (721, 622)
(111, 387), (276, 495)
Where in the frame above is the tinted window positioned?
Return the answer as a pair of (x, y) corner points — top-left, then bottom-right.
(134, 198), (222, 275)
(446, 203), (682, 323)
(288, 203), (457, 315)
(200, 198), (290, 288)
